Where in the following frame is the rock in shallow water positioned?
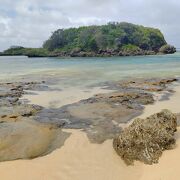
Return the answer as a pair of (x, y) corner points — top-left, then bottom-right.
(113, 110), (177, 165)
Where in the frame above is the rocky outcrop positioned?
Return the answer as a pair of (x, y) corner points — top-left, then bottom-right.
(35, 86), (157, 143)
(118, 78), (177, 92)
(0, 78), (178, 161)
(113, 110), (177, 165)
(49, 49), (158, 58)
(0, 81), (47, 107)
(5, 45), (176, 58)
(0, 81), (71, 162)
(0, 118), (70, 162)
(159, 44), (176, 54)
(35, 78), (177, 143)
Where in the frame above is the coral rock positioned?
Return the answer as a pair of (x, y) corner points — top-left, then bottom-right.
(113, 110), (177, 165)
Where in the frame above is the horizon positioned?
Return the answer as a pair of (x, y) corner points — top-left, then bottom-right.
(0, 0), (180, 51)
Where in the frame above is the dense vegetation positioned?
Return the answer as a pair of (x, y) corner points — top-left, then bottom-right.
(1, 22), (176, 57)
(43, 22), (167, 52)
(2, 47), (49, 57)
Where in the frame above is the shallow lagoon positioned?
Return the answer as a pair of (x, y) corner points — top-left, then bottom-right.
(0, 53), (180, 87)
(1, 53), (180, 108)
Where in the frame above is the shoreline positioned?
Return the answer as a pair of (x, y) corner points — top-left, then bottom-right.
(0, 51), (175, 58)
(0, 84), (179, 180)
(0, 78), (180, 180)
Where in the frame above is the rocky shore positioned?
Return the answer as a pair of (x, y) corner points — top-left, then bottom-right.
(0, 81), (70, 161)
(45, 49), (158, 58)
(0, 77), (179, 162)
(28, 47), (176, 58)
(50, 45), (176, 58)
(1, 45), (176, 58)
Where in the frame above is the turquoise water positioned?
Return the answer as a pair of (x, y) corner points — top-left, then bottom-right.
(0, 53), (180, 88)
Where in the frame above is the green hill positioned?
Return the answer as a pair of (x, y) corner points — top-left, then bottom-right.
(1, 22), (176, 57)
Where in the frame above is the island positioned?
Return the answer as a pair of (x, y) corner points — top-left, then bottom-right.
(0, 22), (176, 57)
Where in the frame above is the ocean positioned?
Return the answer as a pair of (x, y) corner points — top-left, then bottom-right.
(0, 53), (180, 89)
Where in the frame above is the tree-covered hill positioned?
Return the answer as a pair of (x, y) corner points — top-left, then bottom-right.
(1, 22), (176, 57)
(43, 22), (166, 51)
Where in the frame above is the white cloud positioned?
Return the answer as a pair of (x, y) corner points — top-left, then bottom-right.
(0, 0), (180, 51)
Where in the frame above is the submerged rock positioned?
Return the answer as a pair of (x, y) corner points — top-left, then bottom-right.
(113, 110), (177, 165)
(0, 81), (48, 107)
(118, 78), (177, 92)
(35, 91), (154, 143)
(35, 78), (177, 144)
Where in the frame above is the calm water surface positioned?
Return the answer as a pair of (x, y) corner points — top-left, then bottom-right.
(0, 53), (180, 89)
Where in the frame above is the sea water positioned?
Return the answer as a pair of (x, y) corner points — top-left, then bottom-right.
(0, 53), (180, 88)
(1, 53), (180, 108)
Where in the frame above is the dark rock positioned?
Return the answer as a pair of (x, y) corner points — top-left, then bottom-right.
(35, 89), (154, 143)
(113, 110), (177, 165)
(91, 91), (154, 106)
(34, 78), (178, 143)
(159, 44), (176, 54)
(118, 78), (177, 92)
(0, 81), (50, 108)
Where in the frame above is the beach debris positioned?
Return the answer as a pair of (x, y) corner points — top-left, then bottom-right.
(113, 110), (177, 165)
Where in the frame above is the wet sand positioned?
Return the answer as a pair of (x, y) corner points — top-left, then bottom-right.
(22, 87), (114, 108)
(0, 86), (180, 180)
(138, 85), (180, 118)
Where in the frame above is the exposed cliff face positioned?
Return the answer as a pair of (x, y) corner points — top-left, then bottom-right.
(113, 110), (177, 165)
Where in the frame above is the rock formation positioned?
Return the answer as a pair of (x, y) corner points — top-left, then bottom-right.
(159, 44), (176, 54)
(0, 78), (178, 161)
(113, 110), (177, 165)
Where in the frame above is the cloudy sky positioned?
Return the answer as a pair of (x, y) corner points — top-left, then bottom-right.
(0, 0), (179, 51)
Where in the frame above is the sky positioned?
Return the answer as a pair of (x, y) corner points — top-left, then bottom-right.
(0, 0), (180, 51)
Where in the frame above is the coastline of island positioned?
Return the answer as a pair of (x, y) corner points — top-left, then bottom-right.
(0, 22), (176, 58)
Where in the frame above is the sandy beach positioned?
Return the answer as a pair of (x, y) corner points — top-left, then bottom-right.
(0, 84), (179, 180)
(0, 0), (180, 179)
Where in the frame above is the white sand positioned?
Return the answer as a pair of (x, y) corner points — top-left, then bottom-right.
(0, 86), (180, 180)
